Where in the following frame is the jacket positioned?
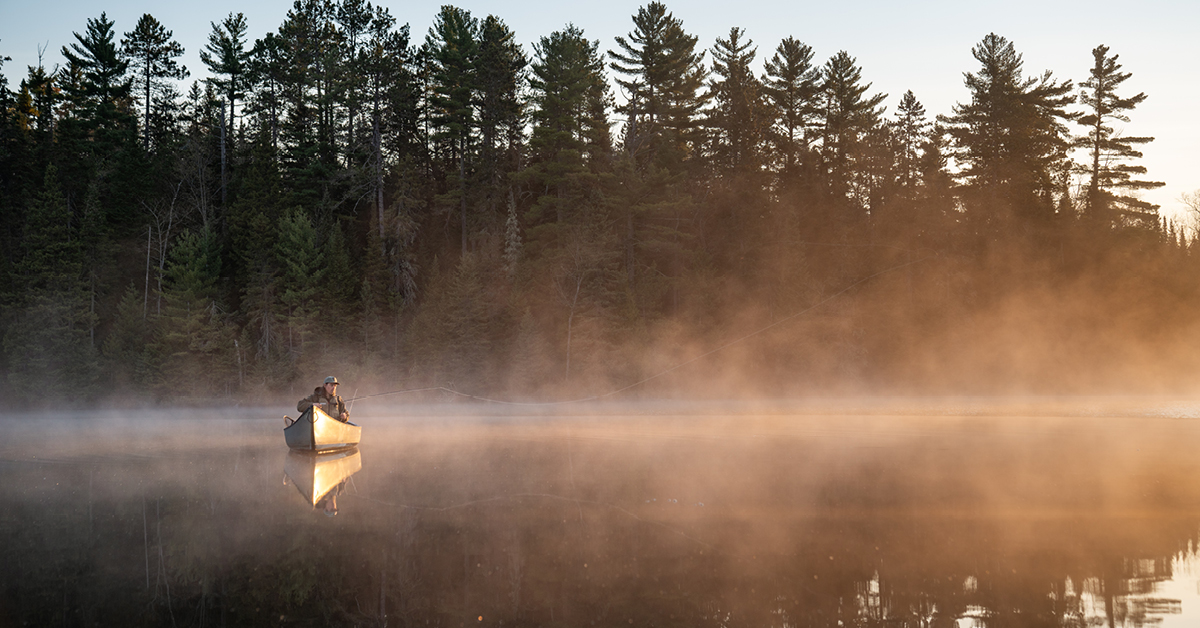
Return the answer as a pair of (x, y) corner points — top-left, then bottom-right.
(297, 387), (348, 422)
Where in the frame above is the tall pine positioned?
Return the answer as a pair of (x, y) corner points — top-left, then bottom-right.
(1076, 44), (1162, 230)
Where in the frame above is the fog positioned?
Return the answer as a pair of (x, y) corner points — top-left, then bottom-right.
(4, 401), (1200, 625)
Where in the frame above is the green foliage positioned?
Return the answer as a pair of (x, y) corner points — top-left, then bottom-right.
(121, 13), (189, 152)
(763, 37), (820, 182)
(322, 221), (356, 307)
(706, 27), (771, 178)
(609, 2), (708, 171)
(157, 227), (234, 397)
(406, 253), (501, 389)
(2, 10), (1187, 402)
(426, 6), (478, 161)
(522, 24), (611, 245)
(3, 165), (99, 401)
(818, 51), (887, 214)
(475, 15), (527, 207)
(60, 12), (132, 110)
(101, 283), (155, 390)
(528, 25), (611, 169)
(274, 208), (325, 372)
(200, 12), (250, 134)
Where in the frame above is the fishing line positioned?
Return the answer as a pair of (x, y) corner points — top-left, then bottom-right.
(346, 254), (936, 407)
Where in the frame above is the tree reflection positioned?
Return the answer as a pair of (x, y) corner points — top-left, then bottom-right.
(1, 413), (1198, 627)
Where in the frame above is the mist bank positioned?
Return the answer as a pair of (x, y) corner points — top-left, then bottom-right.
(2, 6), (1192, 408)
(32, 232), (1200, 411)
(6, 412), (1200, 626)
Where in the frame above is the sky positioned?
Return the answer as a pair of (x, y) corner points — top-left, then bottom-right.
(2, 0), (1198, 222)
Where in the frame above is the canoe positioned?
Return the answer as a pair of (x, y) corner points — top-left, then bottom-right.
(284, 447), (362, 507)
(284, 405), (361, 452)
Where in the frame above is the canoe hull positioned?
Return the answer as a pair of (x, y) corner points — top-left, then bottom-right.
(284, 447), (362, 505)
(284, 406), (361, 452)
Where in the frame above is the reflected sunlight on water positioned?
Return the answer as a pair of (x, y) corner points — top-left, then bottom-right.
(3, 400), (1200, 626)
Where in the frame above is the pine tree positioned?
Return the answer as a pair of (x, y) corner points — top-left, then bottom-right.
(475, 15), (526, 216)
(706, 27), (770, 177)
(121, 14), (188, 152)
(607, 3), (705, 306)
(61, 12), (132, 118)
(247, 32), (289, 154)
(335, 0), (374, 158)
(227, 127), (284, 284)
(358, 6), (414, 255)
(274, 1), (328, 212)
(916, 124), (957, 237)
(200, 13), (251, 143)
(1076, 44), (1163, 230)
(58, 12), (141, 227)
(426, 5), (479, 254)
(818, 51), (886, 215)
(892, 90), (929, 191)
(609, 2), (708, 171)
(523, 24), (611, 241)
(763, 37), (820, 182)
(941, 33), (1075, 230)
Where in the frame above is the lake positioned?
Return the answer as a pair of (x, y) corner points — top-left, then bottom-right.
(4, 398), (1200, 627)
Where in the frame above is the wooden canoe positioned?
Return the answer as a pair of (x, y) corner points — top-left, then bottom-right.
(284, 447), (362, 506)
(284, 405), (361, 452)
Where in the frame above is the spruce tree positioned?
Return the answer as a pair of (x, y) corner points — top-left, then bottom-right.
(101, 283), (154, 389)
(1076, 44), (1163, 229)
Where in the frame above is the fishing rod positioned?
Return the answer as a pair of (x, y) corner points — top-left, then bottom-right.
(344, 254), (937, 407)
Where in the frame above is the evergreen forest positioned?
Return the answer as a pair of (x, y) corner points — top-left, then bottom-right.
(0, 2), (1194, 406)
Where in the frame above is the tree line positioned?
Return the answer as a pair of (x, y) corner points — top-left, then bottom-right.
(0, 1), (1190, 405)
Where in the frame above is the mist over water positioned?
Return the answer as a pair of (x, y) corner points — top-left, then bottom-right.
(5, 400), (1200, 626)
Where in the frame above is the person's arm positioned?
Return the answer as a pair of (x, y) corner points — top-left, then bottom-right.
(298, 393), (315, 413)
(337, 396), (349, 421)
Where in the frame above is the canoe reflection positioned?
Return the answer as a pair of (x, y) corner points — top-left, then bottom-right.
(283, 447), (362, 515)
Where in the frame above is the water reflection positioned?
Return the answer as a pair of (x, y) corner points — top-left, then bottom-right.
(283, 447), (362, 515)
(2, 408), (1200, 626)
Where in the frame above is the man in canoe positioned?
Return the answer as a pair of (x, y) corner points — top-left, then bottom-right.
(298, 376), (350, 422)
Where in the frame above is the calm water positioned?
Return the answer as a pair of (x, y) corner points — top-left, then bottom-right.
(5, 400), (1200, 627)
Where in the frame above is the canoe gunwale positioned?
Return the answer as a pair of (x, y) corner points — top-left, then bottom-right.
(284, 406), (361, 452)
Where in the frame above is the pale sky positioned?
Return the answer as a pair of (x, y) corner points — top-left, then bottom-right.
(2, 0), (1197, 221)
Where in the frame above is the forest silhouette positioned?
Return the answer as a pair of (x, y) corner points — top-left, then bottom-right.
(0, 2), (1192, 406)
